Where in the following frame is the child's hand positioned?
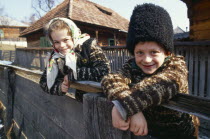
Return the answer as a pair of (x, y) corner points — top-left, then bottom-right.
(61, 75), (69, 93)
(112, 106), (130, 131)
(129, 112), (148, 136)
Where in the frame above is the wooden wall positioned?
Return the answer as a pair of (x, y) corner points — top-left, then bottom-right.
(26, 30), (44, 47)
(185, 0), (210, 40)
(0, 27), (26, 39)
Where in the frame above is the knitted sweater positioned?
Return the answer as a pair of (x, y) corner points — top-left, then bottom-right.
(101, 56), (195, 138)
(40, 38), (110, 96)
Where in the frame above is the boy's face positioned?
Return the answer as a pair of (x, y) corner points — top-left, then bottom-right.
(51, 29), (73, 55)
(134, 41), (168, 74)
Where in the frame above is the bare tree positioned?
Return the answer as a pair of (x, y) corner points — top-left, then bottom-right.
(21, 14), (38, 25)
(32, 0), (62, 19)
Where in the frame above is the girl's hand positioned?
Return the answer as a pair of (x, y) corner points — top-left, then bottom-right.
(129, 112), (148, 136)
(61, 75), (70, 93)
(112, 106), (130, 130)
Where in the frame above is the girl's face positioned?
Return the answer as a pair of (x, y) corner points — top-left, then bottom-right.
(134, 41), (168, 75)
(51, 29), (73, 55)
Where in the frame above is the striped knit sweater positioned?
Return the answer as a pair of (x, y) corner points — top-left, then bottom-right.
(39, 38), (110, 96)
(101, 56), (196, 138)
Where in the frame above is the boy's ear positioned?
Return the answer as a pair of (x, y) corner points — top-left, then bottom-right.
(165, 51), (171, 56)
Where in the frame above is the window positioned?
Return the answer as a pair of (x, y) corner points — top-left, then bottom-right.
(40, 37), (51, 47)
(108, 39), (115, 46)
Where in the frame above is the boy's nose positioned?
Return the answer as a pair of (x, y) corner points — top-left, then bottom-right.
(143, 55), (152, 63)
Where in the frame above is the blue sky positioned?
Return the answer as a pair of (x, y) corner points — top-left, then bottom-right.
(0, 0), (189, 31)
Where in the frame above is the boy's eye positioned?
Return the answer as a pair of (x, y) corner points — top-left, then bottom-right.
(151, 51), (158, 54)
(136, 51), (143, 55)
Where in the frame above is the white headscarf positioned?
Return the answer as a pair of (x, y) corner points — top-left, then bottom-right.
(46, 18), (90, 89)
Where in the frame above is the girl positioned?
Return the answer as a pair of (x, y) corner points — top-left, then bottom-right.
(39, 18), (110, 100)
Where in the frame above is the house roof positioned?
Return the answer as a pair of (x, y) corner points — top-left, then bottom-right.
(174, 32), (189, 40)
(20, 0), (129, 36)
(174, 26), (185, 34)
(0, 16), (29, 27)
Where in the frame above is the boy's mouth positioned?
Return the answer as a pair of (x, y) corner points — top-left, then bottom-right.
(143, 64), (155, 68)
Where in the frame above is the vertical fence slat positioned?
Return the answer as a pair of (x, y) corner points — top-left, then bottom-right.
(188, 48), (193, 95)
(185, 47), (189, 69)
(194, 47), (199, 96)
(207, 49), (210, 97)
(199, 49), (205, 97)
(0, 50), (2, 60)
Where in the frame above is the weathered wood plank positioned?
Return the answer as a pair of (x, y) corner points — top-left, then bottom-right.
(0, 50), (2, 60)
(163, 93), (210, 120)
(194, 47), (199, 96)
(207, 51), (210, 97)
(13, 108), (44, 139)
(0, 89), (6, 107)
(83, 93), (131, 139)
(0, 68), (7, 105)
(70, 81), (102, 93)
(199, 49), (206, 97)
(4, 68), (15, 134)
(14, 75), (84, 139)
(188, 47), (193, 95)
(13, 84), (74, 139)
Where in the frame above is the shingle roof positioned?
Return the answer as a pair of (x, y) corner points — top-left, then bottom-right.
(0, 16), (29, 27)
(20, 0), (129, 36)
(174, 32), (189, 40)
(174, 26), (185, 34)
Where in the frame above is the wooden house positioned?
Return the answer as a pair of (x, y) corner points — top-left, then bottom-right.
(20, 0), (129, 47)
(181, 0), (210, 40)
(0, 16), (28, 40)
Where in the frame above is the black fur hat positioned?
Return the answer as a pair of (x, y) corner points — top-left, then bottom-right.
(126, 3), (174, 55)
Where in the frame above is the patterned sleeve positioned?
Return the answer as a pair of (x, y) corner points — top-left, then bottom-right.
(39, 68), (65, 96)
(101, 56), (188, 117)
(77, 39), (110, 82)
(101, 60), (133, 100)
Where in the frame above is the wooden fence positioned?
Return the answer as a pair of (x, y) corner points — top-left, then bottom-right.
(0, 50), (15, 62)
(11, 41), (210, 98)
(0, 63), (209, 139)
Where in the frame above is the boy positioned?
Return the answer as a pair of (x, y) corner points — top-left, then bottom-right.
(101, 4), (196, 138)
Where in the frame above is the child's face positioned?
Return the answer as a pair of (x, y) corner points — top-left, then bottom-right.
(51, 29), (74, 55)
(134, 42), (168, 74)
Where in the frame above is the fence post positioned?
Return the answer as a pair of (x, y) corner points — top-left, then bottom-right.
(83, 93), (131, 139)
(39, 50), (44, 70)
(4, 68), (16, 135)
(0, 50), (2, 60)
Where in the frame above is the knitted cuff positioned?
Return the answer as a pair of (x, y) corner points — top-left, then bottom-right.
(117, 90), (143, 117)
